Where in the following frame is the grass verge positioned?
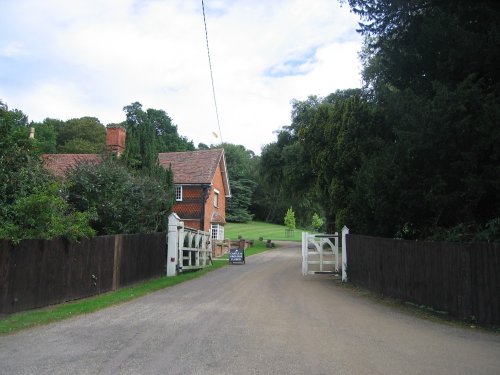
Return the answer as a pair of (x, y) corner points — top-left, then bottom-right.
(0, 241), (271, 336)
(225, 221), (304, 241)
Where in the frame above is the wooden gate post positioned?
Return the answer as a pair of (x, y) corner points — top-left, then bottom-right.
(342, 226), (349, 282)
(166, 213), (181, 277)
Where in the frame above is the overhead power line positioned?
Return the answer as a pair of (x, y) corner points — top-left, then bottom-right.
(201, 0), (223, 144)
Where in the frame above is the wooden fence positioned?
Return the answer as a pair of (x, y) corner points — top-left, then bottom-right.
(0, 232), (166, 315)
(346, 235), (500, 325)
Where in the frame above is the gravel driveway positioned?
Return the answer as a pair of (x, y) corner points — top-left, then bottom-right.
(1, 242), (499, 374)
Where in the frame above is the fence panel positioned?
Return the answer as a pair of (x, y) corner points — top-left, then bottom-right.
(119, 232), (166, 287)
(0, 236), (115, 314)
(0, 232), (166, 315)
(346, 235), (500, 325)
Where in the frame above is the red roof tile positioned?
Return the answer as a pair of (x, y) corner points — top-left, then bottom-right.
(158, 149), (223, 184)
(159, 149), (231, 196)
(42, 154), (102, 178)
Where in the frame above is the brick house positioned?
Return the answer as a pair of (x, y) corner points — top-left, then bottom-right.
(158, 149), (231, 240)
(42, 126), (231, 240)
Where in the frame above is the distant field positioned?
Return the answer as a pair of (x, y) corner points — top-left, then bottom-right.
(225, 221), (303, 241)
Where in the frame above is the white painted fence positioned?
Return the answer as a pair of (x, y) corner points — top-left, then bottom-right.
(166, 213), (212, 277)
(302, 226), (349, 281)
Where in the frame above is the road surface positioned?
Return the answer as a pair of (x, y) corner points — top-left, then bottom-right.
(1, 242), (499, 374)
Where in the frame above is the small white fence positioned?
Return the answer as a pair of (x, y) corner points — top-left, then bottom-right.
(302, 226), (349, 281)
(166, 213), (212, 277)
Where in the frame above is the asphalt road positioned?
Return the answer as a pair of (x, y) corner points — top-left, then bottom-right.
(1, 242), (499, 375)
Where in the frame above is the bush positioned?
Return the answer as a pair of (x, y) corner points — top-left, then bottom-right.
(66, 157), (172, 235)
(0, 184), (95, 244)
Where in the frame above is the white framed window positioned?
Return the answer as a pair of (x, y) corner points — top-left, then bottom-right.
(175, 185), (183, 201)
(211, 224), (224, 240)
(213, 188), (219, 207)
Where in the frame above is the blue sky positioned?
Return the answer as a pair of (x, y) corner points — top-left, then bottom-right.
(0, 0), (362, 153)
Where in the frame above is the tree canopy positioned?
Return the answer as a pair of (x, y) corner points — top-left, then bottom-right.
(254, 0), (500, 241)
(218, 143), (257, 223)
(0, 100), (197, 241)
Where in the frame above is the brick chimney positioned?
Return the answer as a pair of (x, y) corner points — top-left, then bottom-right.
(106, 125), (126, 156)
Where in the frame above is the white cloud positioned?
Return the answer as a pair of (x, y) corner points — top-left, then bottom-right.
(0, 0), (362, 153)
(1, 41), (25, 57)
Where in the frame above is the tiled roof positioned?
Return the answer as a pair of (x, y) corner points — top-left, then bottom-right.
(42, 154), (102, 178)
(42, 148), (231, 196)
(158, 149), (224, 185)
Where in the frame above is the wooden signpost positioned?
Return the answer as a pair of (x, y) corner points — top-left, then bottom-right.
(229, 248), (245, 264)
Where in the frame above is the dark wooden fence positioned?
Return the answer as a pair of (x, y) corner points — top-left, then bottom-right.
(346, 235), (500, 325)
(0, 232), (166, 315)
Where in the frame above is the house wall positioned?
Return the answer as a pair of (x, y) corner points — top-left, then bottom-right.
(172, 185), (204, 230)
(204, 161), (227, 232)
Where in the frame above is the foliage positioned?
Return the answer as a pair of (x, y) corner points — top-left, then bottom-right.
(253, 113), (322, 227)
(0, 100), (197, 241)
(298, 89), (390, 233)
(66, 157), (171, 235)
(58, 117), (106, 153)
(123, 102), (194, 169)
(253, 1), (500, 241)
(31, 118), (59, 153)
(342, 0), (500, 240)
(311, 213), (324, 232)
(31, 117), (106, 154)
(284, 207), (296, 230)
(120, 102), (177, 226)
(0, 183), (95, 244)
(219, 142), (257, 223)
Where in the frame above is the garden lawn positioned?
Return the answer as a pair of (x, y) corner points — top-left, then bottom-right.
(225, 221), (303, 241)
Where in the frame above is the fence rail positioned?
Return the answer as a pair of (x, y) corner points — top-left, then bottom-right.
(346, 234), (500, 325)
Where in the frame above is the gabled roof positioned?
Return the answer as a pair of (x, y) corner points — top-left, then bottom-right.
(42, 154), (102, 178)
(158, 149), (231, 197)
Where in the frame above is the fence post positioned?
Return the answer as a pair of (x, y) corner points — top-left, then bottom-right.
(112, 234), (123, 290)
(334, 232), (339, 273)
(342, 226), (349, 282)
(166, 213), (181, 277)
(302, 232), (307, 275)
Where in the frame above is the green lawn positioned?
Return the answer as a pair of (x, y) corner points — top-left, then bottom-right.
(225, 221), (303, 241)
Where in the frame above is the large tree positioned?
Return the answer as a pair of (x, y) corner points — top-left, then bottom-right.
(218, 143), (257, 223)
(254, 103), (323, 228)
(122, 102), (194, 167)
(57, 117), (106, 153)
(0, 101), (94, 242)
(340, 0), (500, 239)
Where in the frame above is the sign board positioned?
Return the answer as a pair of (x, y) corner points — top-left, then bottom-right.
(229, 248), (245, 264)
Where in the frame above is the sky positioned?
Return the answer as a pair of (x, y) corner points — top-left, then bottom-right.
(0, 0), (363, 154)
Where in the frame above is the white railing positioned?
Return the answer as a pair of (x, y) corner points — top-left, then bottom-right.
(166, 213), (212, 277)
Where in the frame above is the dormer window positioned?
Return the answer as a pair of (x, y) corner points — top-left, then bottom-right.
(175, 185), (183, 201)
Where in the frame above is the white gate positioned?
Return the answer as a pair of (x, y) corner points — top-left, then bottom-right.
(166, 213), (212, 277)
(302, 226), (349, 281)
(301, 232), (339, 275)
